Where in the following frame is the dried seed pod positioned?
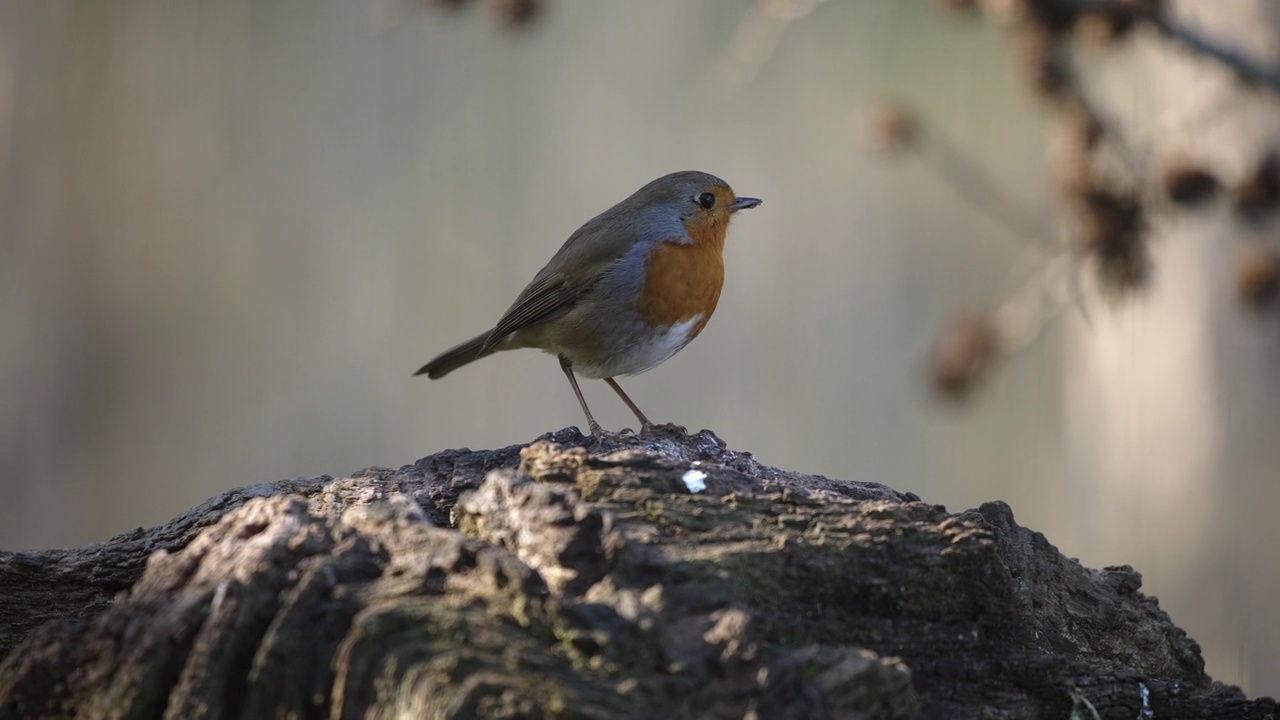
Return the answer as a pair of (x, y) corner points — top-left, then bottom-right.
(1022, 0), (1078, 35)
(1072, 187), (1142, 250)
(1069, 186), (1149, 292)
(1234, 246), (1280, 309)
(1050, 104), (1104, 193)
(1095, 236), (1151, 292)
(1235, 153), (1280, 218)
(1073, 9), (1138, 48)
(931, 315), (1002, 401)
(1161, 161), (1219, 206)
(490, 0), (541, 30)
(863, 100), (919, 155)
(1011, 25), (1070, 100)
(1027, 53), (1070, 100)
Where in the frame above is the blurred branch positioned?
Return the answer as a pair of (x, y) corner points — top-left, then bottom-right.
(1146, 14), (1280, 92)
(708, 0), (832, 99)
(919, 129), (1057, 251)
(865, 95), (1112, 400)
(922, 0), (1280, 403)
(757, 0), (1280, 403)
(1083, 0), (1280, 93)
(865, 101), (1055, 252)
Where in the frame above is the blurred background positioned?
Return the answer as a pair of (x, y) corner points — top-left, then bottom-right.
(1, 0), (1277, 697)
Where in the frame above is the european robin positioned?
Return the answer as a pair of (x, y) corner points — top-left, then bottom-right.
(415, 170), (761, 438)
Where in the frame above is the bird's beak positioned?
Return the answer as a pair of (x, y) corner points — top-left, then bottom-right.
(728, 196), (762, 212)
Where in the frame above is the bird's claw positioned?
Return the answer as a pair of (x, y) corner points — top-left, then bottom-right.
(639, 422), (686, 437)
(587, 423), (631, 444)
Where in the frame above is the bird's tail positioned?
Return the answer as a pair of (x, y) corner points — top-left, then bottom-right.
(414, 331), (497, 379)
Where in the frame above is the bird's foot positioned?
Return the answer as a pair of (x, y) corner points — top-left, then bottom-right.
(639, 422), (687, 437)
(586, 422), (633, 444)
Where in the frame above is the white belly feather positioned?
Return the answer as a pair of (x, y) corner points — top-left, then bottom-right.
(571, 314), (704, 379)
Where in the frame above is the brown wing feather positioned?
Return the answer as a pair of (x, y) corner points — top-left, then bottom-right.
(481, 273), (575, 351)
(479, 212), (637, 353)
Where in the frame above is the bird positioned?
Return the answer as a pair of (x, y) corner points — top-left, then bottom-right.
(415, 170), (761, 438)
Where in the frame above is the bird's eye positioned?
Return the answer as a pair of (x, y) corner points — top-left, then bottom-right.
(697, 192), (716, 209)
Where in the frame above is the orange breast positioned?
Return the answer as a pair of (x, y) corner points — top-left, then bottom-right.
(632, 221), (727, 336)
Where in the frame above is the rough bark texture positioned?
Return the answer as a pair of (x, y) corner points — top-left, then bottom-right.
(0, 428), (1274, 719)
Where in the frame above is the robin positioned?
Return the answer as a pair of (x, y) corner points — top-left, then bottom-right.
(415, 170), (761, 438)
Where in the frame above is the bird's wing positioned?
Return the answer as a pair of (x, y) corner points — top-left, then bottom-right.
(480, 221), (637, 352)
(480, 273), (578, 350)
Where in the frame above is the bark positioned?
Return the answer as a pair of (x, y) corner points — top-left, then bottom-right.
(0, 427), (1273, 719)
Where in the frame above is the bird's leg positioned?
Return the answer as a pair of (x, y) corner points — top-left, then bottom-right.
(559, 356), (614, 440)
(603, 377), (656, 435)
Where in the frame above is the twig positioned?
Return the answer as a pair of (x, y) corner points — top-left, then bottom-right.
(1147, 11), (1280, 92)
(1069, 0), (1280, 93)
(916, 130), (1057, 251)
(706, 0), (832, 100)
